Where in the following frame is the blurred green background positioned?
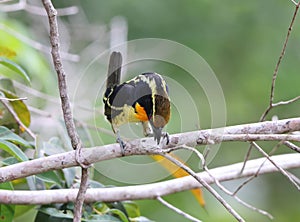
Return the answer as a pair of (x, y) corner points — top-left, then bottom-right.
(1, 0), (300, 221)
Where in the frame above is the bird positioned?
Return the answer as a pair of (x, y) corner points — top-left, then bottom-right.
(103, 52), (170, 153)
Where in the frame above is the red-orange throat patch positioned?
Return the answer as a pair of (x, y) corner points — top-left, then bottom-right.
(135, 103), (148, 121)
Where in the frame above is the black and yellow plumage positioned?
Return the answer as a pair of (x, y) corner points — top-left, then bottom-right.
(103, 52), (170, 148)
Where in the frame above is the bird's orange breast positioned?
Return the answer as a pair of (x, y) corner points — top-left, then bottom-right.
(134, 102), (149, 122)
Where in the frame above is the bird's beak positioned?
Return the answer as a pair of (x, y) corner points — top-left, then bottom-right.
(149, 120), (162, 144)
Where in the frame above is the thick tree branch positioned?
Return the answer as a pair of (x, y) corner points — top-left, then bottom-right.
(0, 153), (299, 205)
(0, 117), (299, 183)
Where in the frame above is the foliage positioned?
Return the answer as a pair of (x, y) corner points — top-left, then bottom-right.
(34, 197), (149, 222)
(0, 19), (152, 221)
(0, 182), (15, 222)
(0, 1), (300, 222)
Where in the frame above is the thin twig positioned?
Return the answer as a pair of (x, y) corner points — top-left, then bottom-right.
(157, 196), (202, 222)
(181, 145), (206, 166)
(260, 2), (300, 121)
(234, 141), (282, 195)
(176, 145), (273, 220)
(272, 95), (300, 107)
(0, 97), (27, 101)
(290, 0), (298, 6)
(244, 2), (300, 175)
(251, 141), (300, 190)
(239, 145), (253, 174)
(41, 1), (89, 221)
(287, 172), (300, 185)
(161, 153), (245, 222)
(206, 169), (273, 220)
(233, 176), (257, 196)
(203, 154), (273, 219)
(283, 141), (300, 152)
(0, 99), (36, 139)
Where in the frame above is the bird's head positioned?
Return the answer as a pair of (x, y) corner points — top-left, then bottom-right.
(149, 95), (170, 144)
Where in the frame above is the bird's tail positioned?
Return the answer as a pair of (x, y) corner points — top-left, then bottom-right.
(106, 51), (123, 89)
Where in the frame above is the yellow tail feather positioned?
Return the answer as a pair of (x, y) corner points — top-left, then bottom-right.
(151, 154), (205, 207)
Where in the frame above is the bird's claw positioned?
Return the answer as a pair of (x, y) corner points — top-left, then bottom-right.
(116, 137), (126, 156)
(147, 131), (169, 145)
(162, 132), (170, 145)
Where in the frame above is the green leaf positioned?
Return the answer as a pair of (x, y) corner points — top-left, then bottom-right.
(1, 89), (31, 128)
(0, 57), (30, 84)
(0, 126), (31, 147)
(107, 202), (128, 217)
(35, 211), (73, 222)
(0, 78), (16, 94)
(1, 156), (19, 166)
(122, 201), (140, 218)
(36, 171), (62, 186)
(86, 214), (121, 222)
(42, 137), (69, 156)
(62, 168), (76, 188)
(108, 209), (129, 222)
(0, 181), (13, 190)
(0, 139), (28, 161)
(14, 205), (35, 218)
(37, 207), (73, 220)
(0, 80), (31, 131)
(0, 46), (16, 58)
(26, 175), (43, 191)
(0, 182), (15, 222)
(0, 202), (15, 222)
(88, 180), (105, 188)
(0, 80), (20, 131)
(93, 202), (109, 214)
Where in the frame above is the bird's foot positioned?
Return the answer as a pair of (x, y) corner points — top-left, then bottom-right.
(162, 132), (170, 145)
(116, 137), (126, 156)
(146, 131), (169, 145)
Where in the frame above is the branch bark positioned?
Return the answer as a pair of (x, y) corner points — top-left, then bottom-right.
(0, 117), (299, 183)
(0, 153), (299, 204)
(41, 1), (88, 221)
(41, 0), (81, 153)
